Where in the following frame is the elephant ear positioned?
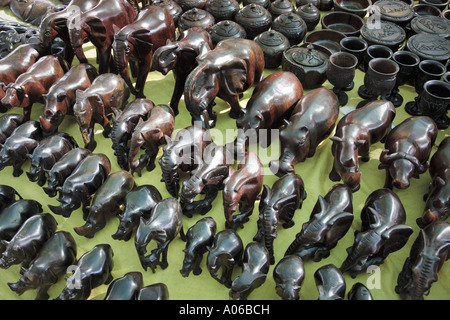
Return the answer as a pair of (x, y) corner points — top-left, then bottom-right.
(324, 211), (354, 246)
(219, 58), (249, 94)
(379, 224), (414, 257)
(85, 18), (106, 43)
(196, 42), (211, 62)
(133, 30), (154, 52)
(202, 165), (229, 185)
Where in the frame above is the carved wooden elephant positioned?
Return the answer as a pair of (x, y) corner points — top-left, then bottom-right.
(112, 5), (176, 98)
(184, 38), (265, 128)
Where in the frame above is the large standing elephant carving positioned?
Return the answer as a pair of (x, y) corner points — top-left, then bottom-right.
(184, 38), (265, 128)
(112, 5), (176, 99)
(67, 0), (137, 74)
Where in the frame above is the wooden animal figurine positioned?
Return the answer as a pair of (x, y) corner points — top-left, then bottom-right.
(273, 255), (305, 300)
(68, 0), (138, 74)
(128, 104), (175, 176)
(0, 213), (57, 270)
(180, 216), (216, 277)
(137, 283), (169, 300)
(184, 38), (265, 128)
(230, 242), (270, 300)
(340, 188), (413, 277)
(418, 136), (450, 228)
(26, 132), (78, 186)
(0, 120), (42, 177)
(152, 27), (213, 115)
(1, 55), (68, 120)
(48, 153), (111, 218)
(135, 198), (184, 272)
(206, 229), (244, 288)
(348, 283), (373, 300)
(40, 63), (98, 136)
(379, 116), (438, 190)
(74, 170), (135, 239)
(285, 184), (354, 262)
(104, 271), (143, 300)
(73, 73), (130, 151)
(0, 200), (43, 252)
(159, 125), (212, 198)
(315, 264), (346, 300)
(179, 144), (231, 217)
(222, 151), (263, 230)
(56, 244), (114, 300)
(0, 44), (40, 112)
(0, 185), (22, 212)
(0, 113), (25, 147)
(38, 0), (102, 65)
(111, 98), (154, 170)
(43, 147), (91, 197)
(234, 71), (303, 157)
(396, 221), (450, 300)
(270, 87), (339, 176)
(254, 172), (306, 264)
(329, 100), (396, 192)
(112, 184), (162, 241)
(7, 231), (77, 300)
(112, 5), (176, 98)
(9, 0), (64, 25)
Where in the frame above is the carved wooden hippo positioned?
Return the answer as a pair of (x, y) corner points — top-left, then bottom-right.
(329, 100), (396, 192)
(273, 255), (305, 300)
(0, 213), (57, 270)
(27, 133), (78, 186)
(254, 172), (306, 264)
(56, 244), (114, 300)
(128, 104), (175, 176)
(43, 147), (91, 197)
(184, 38), (265, 128)
(104, 271), (143, 300)
(180, 216), (216, 277)
(379, 116), (438, 190)
(1, 55), (68, 120)
(74, 170), (135, 239)
(135, 198), (184, 272)
(234, 71), (303, 158)
(48, 153), (111, 218)
(110, 98), (154, 170)
(0, 120), (42, 177)
(73, 73), (130, 151)
(40, 63), (98, 136)
(270, 87), (339, 176)
(222, 151), (263, 230)
(8, 231), (77, 300)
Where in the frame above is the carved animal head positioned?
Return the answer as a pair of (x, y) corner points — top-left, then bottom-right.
(0, 146), (13, 170)
(180, 249), (195, 278)
(1, 84), (26, 109)
(418, 177), (450, 228)
(315, 264), (346, 300)
(379, 150), (429, 189)
(40, 91), (67, 134)
(73, 90), (96, 145)
(0, 242), (24, 269)
(7, 274), (33, 296)
(273, 255), (305, 300)
(152, 42), (180, 76)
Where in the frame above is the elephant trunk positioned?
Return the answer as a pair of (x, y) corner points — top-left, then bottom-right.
(159, 155), (180, 198)
(110, 123), (130, 170)
(69, 25), (88, 64)
(410, 255), (436, 300)
(113, 39), (136, 95)
(270, 150), (296, 177)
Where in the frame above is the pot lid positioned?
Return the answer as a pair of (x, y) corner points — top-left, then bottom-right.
(211, 20), (246, 37)
(407, 33), (450, 61)
(180, 8), (214, 22)
(374, 0), (414, 24)
(410, 16), (450, 39)
(273, 12), (306, 28)
(238, 3), (271, 18)
(361, 20), (406, 47)
(255, 30), (290, 46)
(287, 44), (328, 67)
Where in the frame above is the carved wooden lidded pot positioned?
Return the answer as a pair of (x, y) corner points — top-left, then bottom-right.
(254, 30), (291, 68)
(151, 0), (183, 24)
(205, 0), (240, 21)
(178, 8), (216, 32)
(296, 3), (320, 31)
(271, 12), (307, 45)
(282, 43), (331, 89)
(210, 20), (247, 45)
(268, 0), (294, 18)
(175, 0), (209, 11)
(234, 4), (272, 39)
